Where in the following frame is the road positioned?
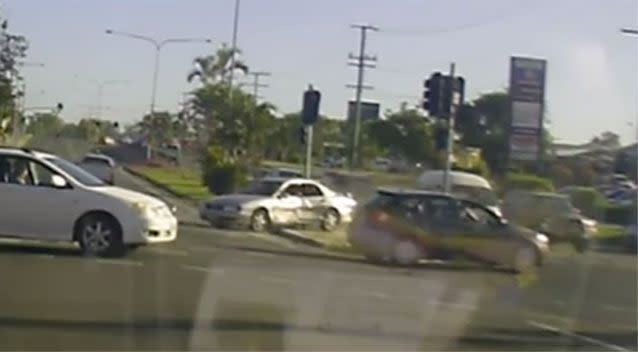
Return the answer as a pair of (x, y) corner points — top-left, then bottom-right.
(0, 168), (635, 351)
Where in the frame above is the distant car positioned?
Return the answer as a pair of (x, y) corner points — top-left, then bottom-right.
(502, 190), (592, 252)
(347, 188), (549, 272)
(253, 167), (303, 180)
(416, 170), (502, 217)
(78, 153), (116, 184)
(199, 177), (357, 232)
(0, 147), (178, 257)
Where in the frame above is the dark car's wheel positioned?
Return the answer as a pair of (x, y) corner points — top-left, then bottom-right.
(249, 209), (270, 232)
(513, 246), (538, 273)
(321, 208), (340, 232)
(77, 214), (124, 257)
(394, 241), (421, 266)
(573, 237), (589, 253)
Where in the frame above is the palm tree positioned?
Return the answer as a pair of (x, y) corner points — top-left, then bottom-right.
(187, 43), (248, 85)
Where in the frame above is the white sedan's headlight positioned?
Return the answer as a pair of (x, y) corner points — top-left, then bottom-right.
(131, 201), (152, 216)
(535, 233), (549, 243)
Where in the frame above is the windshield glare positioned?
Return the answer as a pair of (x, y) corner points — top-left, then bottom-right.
(45, 157), (105, 187)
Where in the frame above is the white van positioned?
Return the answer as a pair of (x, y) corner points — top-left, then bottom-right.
(416, 170), (502, 217)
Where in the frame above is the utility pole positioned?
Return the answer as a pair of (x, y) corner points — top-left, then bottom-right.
(246, 71), (270, 104)
(443, 63), (457, 194)
(347, 24), (378, 169)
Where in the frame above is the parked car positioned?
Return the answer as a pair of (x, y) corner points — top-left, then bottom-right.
(253, 167), (303, 180)
(199, 177), (357, 232)
(78, 153), (116, 184)
(347, 188), (549, 272)
(0, 147), (178, 257)
(416, 170), (502, 217)
(502, 190), (593, 252)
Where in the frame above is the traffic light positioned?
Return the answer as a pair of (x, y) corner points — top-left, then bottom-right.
(423, 72), (443, 116)
(435, 126), (448, 150)
(299, 125), (307, 145)
(301, 87), (321, 125)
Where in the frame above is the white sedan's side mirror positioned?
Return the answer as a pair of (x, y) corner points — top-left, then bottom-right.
(51, 175), (69, 189)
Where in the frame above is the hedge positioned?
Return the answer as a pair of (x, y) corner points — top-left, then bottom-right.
(505, 172), (554, 192)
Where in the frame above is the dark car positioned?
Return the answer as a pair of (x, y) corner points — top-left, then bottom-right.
(347, 188), (549, 272)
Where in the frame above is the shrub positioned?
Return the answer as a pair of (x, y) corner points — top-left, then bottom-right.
(202, 145), (247, 195)
(506, 172), (554, 192)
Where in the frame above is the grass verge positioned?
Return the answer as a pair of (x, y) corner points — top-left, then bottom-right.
(128, 165), (210, 201)
(293, 228), (355, 253)
(594, 223), (626, 238)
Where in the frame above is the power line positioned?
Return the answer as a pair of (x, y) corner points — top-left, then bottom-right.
(240, 71), (270, 104)
(347, 23), (378, 169)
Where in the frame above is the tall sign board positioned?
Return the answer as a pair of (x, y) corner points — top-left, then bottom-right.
(509, 57), (547, 161)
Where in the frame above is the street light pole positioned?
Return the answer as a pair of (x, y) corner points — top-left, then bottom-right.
(229, 0), (241, 88)
(105, 29), (211, 158)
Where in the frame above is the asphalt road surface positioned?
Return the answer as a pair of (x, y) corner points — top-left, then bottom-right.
(0, 168), (635, 351)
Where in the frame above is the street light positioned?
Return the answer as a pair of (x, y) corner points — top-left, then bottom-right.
(105, 29), (212, 121)
(105, 29), (211, 160)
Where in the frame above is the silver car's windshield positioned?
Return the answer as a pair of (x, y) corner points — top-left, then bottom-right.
(45, 157), (105, 187)
(240, 180), (283, 196)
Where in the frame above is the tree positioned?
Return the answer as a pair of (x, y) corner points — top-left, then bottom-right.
(366, 104), (435, 165)
(0, 16), (28, 143)
(456, 91), (553, 176)
(26, 113), (64, 137)
(187, 44), (248, 85)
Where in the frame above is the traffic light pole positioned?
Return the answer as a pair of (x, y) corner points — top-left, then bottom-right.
(304, 125), (313, 178)
(443, 62), (456, 194)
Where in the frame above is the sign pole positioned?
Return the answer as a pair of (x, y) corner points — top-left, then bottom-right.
(443, 62), (456, 194)
(305, 125), (313, 178)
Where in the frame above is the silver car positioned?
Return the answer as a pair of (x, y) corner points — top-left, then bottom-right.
(78, 153), (116, 184)
(199, 177), (358, 232)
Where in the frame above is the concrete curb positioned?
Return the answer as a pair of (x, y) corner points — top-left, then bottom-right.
(271, 228), (325, 248)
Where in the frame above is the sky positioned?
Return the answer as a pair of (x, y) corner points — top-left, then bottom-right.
(2, 0), (637, 144)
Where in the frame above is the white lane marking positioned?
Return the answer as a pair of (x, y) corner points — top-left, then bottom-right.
(602, 304), (627, 312)
(146, 247), (189, 257)
(181, 264), (225, 275)
(259, 275), (295, 285)
(34, 254), (56, 260)
(349, 288), (389, 300)
(429, 300), (477, 311)
(95, 259), (144, 267)
(528, 321), (629, 352)
(244, 251), (277, 258)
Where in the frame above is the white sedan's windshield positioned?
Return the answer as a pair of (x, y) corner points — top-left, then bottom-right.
(45, 157), (105, 187)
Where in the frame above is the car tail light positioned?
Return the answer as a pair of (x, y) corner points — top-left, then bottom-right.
(369, 210), (390, 225)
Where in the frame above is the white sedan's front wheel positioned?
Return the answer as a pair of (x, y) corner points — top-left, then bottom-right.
(78, 214), (124, 257)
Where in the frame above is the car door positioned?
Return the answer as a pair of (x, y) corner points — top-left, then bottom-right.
(454, 201), (517, 264)
(0, 155), (79, 240)
(298, 183), (327, 223)
(271, 183), (304, 225)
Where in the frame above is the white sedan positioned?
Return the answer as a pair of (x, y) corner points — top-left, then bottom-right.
(199, 177), (357, 232)
(0, 147), (178, 257)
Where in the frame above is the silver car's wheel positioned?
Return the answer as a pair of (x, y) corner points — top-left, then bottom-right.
(394, 241), (420, 265)
(321, 208), (340, 232)
(249, 209), (270, 232)
(78, 214), (123, 257)
(514, 247), (536, 273)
